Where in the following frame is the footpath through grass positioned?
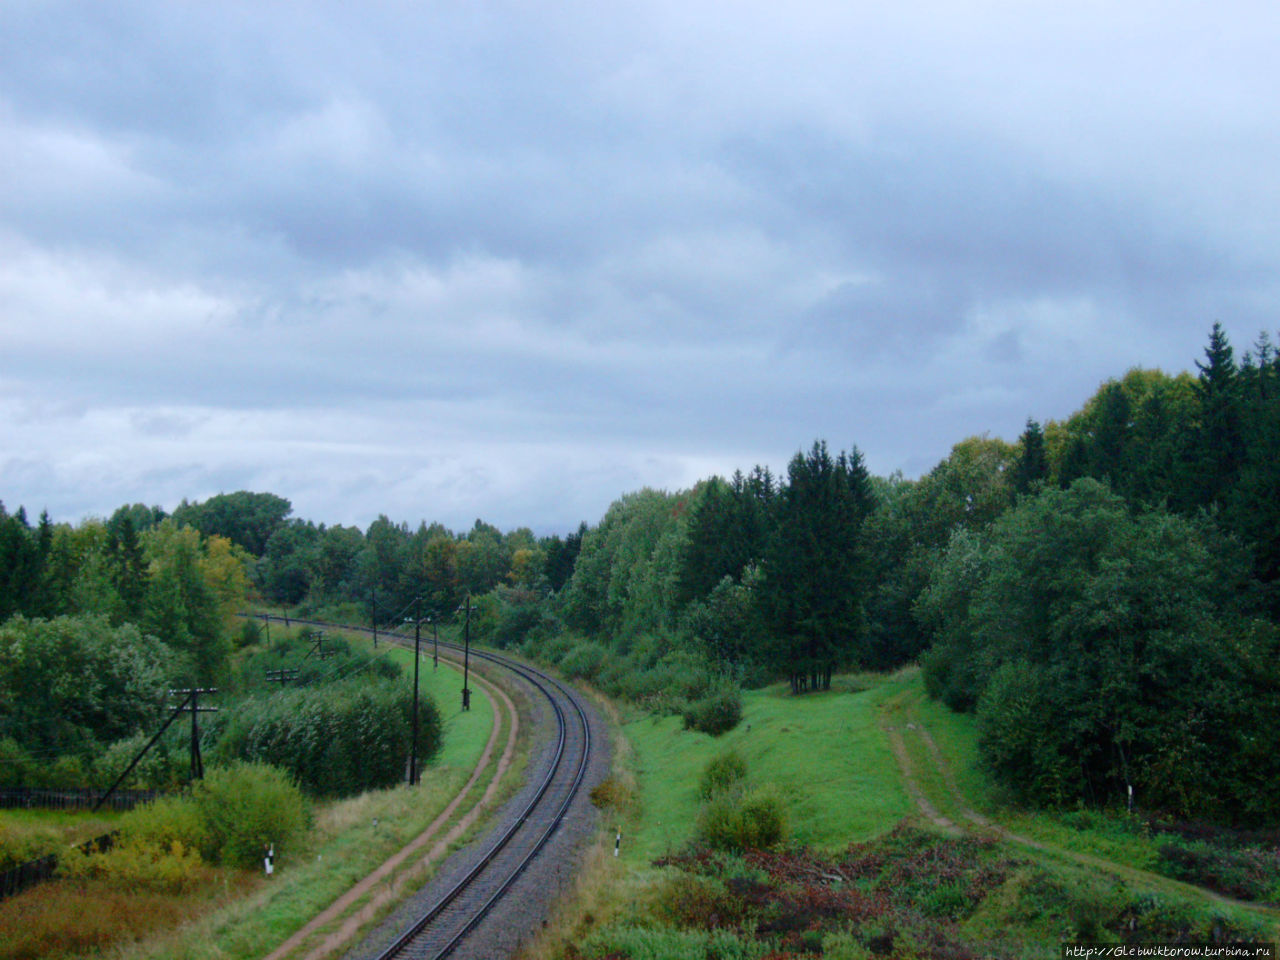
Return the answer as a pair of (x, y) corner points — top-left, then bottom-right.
(885, 671), (1280, 938)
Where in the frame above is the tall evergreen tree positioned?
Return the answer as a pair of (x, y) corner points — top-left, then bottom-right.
(761, 441), (874, 693)
(111, 515), (148, 623)
(1229, 331), (1280, 612)
(1012, 418), (1049, 496)
(677, 470), (775, 606)
(1194, 321), (1243, 506)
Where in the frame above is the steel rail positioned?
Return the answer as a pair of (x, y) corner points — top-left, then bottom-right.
(248, 614), (593, 960)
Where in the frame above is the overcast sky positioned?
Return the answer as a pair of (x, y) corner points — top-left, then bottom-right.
(2, 2), (1278, 535)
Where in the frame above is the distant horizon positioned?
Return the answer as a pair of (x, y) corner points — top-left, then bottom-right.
(4, 337), (1252, 538)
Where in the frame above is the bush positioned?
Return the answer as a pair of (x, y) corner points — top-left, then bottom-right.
(682, 685), (743, 736)
(559, 640), (608, 682)
(975, 660), (1077, 806)
(581, 924), (768, 960)
(0, 737), (35, 787)
(589, 776), (633, 814)
(696, 784), (787, 852)
(192, 762), (309, 868)
(236, 618), (263, 648)
(58, 837), (211, 894)
(122, 792), (210, 854)
(120, 762), (308, 869)
(1156, 838), (1280, 904)
(698, 750), (748, 800)
(93, 733), (186, 791)
(646, 870), (752, 930)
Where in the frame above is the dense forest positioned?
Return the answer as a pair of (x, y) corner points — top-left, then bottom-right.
(1, 324), (1278, 823)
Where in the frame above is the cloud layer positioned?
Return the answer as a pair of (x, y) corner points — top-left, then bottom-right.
(3, 1), (1277, 532)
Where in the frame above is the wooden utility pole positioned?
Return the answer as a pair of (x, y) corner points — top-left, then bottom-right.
(94, 692), (193, 811)
(169, 687), (218, 780)
(461, 595), (471, 712)
(303, 630), (333, 661)
(410, 597), (423, 786)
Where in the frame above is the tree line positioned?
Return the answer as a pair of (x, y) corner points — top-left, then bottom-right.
(2, 323), (1277, 823)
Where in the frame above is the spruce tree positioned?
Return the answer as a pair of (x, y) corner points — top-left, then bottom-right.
(761, 441), (874, 692)
(1194, 321), (1243, 506)
(1012, 418), (1049, 496)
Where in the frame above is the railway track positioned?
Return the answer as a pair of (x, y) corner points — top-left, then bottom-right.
(253, 615), (598, 960)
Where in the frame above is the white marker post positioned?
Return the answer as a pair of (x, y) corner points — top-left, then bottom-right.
(264, 843), (274, 877)
(614, 828), (621, 857)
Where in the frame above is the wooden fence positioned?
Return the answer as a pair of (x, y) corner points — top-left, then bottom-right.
(0, 786), (159, 812)
(0, 831), (116, 901)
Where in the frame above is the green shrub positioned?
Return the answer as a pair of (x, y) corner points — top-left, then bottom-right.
(191, 762), (308, 868)
(236, 618), (263, 648)
(645, 870), (753, 930)
(58, 837), (211, 894)
(93, 733), (186, 791)
(122, 791), (210, 854)
(696, 784), (787, 852)
(1156, 838), (1280, 904)
(44, 754), (91, 789)
(698, 750), (748, 800)
(0, 737), (36, 787)
(0, 818), (62, 871)
(95, 763), (307, 872)
(682, 684), (743, 736)
(559, 640), (608, 682)
(975, 660), (1077, 806)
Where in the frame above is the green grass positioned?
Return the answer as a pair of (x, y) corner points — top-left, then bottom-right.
(622, 670), (913, 863)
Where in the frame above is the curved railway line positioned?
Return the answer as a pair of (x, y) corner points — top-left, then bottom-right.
(254, 615), (601, 960)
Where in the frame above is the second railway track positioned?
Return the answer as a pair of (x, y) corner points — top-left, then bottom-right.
(255, 615), (603, 960)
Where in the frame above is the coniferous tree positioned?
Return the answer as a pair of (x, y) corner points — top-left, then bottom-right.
(1194, 321), (1243, 506)
(1012, 418), (1049, 496)
(1229, 331), (1280, 611)
(1089, 382), (1132, 487)
(112, 515), (149, 622)
(761, 441), (874, 693)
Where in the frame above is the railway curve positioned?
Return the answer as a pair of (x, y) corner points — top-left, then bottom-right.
(255, 616), (609, 960)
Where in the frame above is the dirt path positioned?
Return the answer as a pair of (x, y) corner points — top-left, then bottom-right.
(883, 690), (1280, 924)
(262, 662), (520, 960)
(881, 723), (962, 837)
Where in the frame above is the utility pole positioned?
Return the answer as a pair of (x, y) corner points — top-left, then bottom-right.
(371, 588), (378, 649)
(461, 594), (471, 711)
(431, 614), (438, 669)
(410, 597), (423, 786)
(303, 630), (333, 661)
(95, 691), (193, 811)
(170, 687), (218, 780)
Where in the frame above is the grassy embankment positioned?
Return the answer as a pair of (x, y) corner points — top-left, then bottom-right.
(0, 626), (515, 960)
(528, 667), (1279, 960)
